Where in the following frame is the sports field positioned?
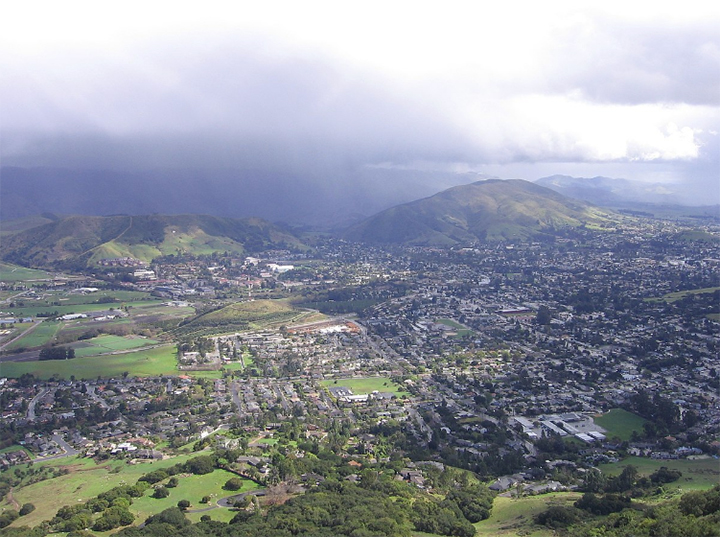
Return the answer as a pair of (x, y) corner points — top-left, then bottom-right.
(322, 376), (409, 396)
(593, 408), (648, 441)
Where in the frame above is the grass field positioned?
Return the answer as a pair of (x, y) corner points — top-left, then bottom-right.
(8, 300), (161, 318)
(71, 334), (160, 357)
(436, 318), (474, 338)
(599, 456), (720, 491)
(0, 263), (51, 282)
(5, 321), (62, 350)
(3, 453), (254, 529)
(594, 408), (648, 441)
(322, 376), (409, 397)
(474, 492), (581, 537)
(647, 286), (720, 303)
(0, 344), (178, 379)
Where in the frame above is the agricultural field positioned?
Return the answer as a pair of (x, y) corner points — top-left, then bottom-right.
(322, 376), (409, 396)
(599, 456), (720, 491)
(0, 344), (178, 379)
(70, 334), (160, 357)
(474, 492), (581, 537)
(178, 299), (321, 336)
(593, 408), (648, 441)
(4, 321), (62, 350)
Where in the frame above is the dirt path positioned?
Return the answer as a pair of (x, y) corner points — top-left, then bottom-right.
(6, 488), (20, 510)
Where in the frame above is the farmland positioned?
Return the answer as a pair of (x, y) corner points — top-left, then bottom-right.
(0, 344), (178, 379)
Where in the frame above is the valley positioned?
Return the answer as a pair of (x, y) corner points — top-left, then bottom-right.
(0, 205), (718, 537)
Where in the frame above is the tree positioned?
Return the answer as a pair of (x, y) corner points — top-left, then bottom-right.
(153, 486), (170, 499)
(224, 477), (244, 491)
(19, 503), (36, 516)
(177, 500), (191, 511)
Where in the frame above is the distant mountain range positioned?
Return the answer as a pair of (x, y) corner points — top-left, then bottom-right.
(0, 214), (302, 269)
(344, 179), (611, 245)
(535, 175), (685, 206)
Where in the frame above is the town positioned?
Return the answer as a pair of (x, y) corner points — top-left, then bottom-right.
(0, 216), (718, 535)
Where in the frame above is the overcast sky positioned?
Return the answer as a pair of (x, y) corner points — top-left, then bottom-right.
(1, 0), (718, 204)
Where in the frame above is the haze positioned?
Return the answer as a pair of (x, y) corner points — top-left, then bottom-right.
(1, 1), (718, 222)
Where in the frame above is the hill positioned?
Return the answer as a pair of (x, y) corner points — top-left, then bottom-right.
(0, 214), (303, 269)
(344, 179), (612, 245)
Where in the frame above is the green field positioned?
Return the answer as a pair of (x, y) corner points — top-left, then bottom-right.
(647, 286), (720, 303)
(0, 344), (178, 379)
(436, 318), (474, 337)
(4, 321), (62, 350)
(599, 456), (720, 491)
(179, 299), (321, 335)
(0, 263), (51, 282)
(3, 453), (257, 529)
(594, 408), (648, 441)
(322, 376), (409, 397)
(71, 334), (160, 357)
(474, 493), (581, 537)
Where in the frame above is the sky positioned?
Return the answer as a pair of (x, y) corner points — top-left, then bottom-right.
(1, 0), (719, 210)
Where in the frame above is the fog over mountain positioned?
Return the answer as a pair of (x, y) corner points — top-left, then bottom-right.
(1, 2), (718, 222)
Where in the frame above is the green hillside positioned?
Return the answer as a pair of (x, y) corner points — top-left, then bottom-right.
(0, 214), (304, 268)
(345, 179), (613, 245)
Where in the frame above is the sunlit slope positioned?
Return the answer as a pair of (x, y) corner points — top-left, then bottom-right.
(0, 214), (303, 267)
(345, 179), (613, 245)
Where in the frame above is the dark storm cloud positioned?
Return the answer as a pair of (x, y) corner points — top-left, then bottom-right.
(1, 33), (476, 170)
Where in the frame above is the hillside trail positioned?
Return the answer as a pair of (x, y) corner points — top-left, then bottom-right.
(6, 488), (20, 510)
(77, 215), (134, 258)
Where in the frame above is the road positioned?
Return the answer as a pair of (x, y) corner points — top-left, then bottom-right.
(0, 321), (41, 351)
(32, 434), (80, 462)
(27, 387), (49, 421)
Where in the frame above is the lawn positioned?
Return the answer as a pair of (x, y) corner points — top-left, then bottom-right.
(474, 492), (581, 537)
(0, 344), (179, 379)
(129, 468), (258, 521)
(322, 376), (409, 396)
(598, 456), (720, 491)
(593, 408), (648, 441)
(5, 321), (62, 350)
(71, 334), (160, 357)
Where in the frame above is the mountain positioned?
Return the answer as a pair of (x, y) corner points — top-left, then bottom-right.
(535, 175), (691, 206)
(0, 166), (490, 228)
(344, 179), (611, 245)
(0, 214), (303, 269)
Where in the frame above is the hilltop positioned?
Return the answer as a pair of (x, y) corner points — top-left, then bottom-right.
(344, 179), (612, 245)
(0, 214), (303, 269)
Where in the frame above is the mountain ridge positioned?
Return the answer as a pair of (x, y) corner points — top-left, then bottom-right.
(344, 179), (612, 245)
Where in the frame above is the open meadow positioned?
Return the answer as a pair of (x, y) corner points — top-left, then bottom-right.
(474, 492), (581, 537)
(3, 453), (257, 529)
(599, 456), (720, 491)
